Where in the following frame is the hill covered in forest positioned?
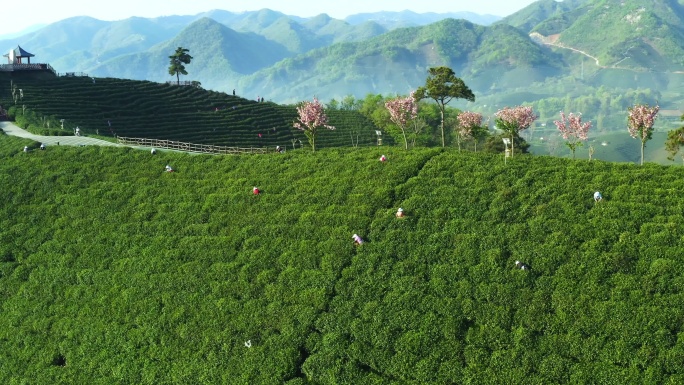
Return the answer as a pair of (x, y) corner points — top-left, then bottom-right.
(4, 0), (684, 134)
(1, 135), (684, 383)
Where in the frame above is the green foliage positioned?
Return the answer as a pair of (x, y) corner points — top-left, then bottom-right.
(665, 123), (684, 162)
(0, 76), (382, 149)
(484, 132), (531, 154)
(168, 46), (193, 85)
(238, 18), (555, 104)
(529, 86), (661, 132)
(499, 0), (588, 33)
(415, 67), (475, 147)
(2, 138), (684, 383)
(554, 0), (684, 69)
(471, 24), (560, 70)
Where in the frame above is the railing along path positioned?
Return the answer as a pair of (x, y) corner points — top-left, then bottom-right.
(117, 136), (267, 155)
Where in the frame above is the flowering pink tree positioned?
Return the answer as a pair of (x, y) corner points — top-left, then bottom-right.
(495, 106), (537, 157)
(627, 104), (659, 165)
(456, 111), (482, 151)
(553, 111), (591, 159)
(293, 97), (335, 152)
(385, 91), (418, 150)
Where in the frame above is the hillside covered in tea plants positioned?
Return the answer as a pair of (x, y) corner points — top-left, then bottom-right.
(1, 134), (684, 384)
(0, 74), (384, 149)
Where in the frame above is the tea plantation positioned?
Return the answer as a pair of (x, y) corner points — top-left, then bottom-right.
(1, 133), (684, 384)
(0, 75), (383, 149)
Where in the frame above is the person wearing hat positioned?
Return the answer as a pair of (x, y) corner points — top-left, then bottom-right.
(253, 186), (260, 195)
(165, 164), (174, 172)
(594, 191), (602, 202)
(395, 208), (405, 218)
(379, 155), (387, 162)
(352, 234), (364, 245)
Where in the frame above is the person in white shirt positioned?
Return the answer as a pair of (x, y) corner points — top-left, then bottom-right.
(594, 191), (603, 202)
(352, 234), (364, 245)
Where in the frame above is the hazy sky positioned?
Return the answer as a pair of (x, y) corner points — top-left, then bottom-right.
(0, 0), (539, 36)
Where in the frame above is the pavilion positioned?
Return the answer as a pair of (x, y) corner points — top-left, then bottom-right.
(3, 45), (35, 64)
(0, 45), (56, 77)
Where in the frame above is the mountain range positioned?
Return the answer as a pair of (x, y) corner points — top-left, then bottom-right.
(2, 0), (684, 119)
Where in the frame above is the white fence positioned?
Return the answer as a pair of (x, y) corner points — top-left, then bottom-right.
(117, 136), (267, 155)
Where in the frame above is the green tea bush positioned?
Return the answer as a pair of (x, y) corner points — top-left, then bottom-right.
(1, 139), (684, 383)
(1, 77), (383, 149)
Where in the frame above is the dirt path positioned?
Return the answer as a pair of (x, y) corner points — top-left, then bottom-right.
(0, 121), (123, 147)
(530, 32), (602, 67)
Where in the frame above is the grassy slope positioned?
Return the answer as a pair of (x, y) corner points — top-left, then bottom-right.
(1, 134), (684, 383)
(0, 74), (385, 149)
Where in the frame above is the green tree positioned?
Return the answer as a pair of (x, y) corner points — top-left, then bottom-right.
(417, 102), (442, 146)
(358, 93), (391, 129)
(665, 119), (684, 163)
(326, 99), (340, 111)
(168, 47), (193, 85)
(409, 117), (430, 148)
(415, 67), (475, 147)
(470, 123), (490, 152)
(340, 95), (359, 111)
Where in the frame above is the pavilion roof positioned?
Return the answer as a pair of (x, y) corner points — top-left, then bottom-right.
(2, 45), (35, 58)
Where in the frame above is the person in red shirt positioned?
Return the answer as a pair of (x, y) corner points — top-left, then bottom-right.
(253, 186), (260, 195)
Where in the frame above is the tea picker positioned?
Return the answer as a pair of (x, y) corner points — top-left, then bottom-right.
(352, 234), (364, 245)
(594, 191), (602, 203)
(515, 260), (530, 270)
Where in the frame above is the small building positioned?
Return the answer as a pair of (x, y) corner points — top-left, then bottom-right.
(0, 46), (56, 77)
(3, 45), (35, 64)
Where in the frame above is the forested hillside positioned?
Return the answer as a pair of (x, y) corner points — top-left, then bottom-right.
(1, 135), (684, 383)
(5, 0), (684, 130)
(238, 18), (560, 103)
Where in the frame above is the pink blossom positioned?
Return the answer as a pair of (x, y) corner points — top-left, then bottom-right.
(627, 104), (659, 165)
(385, 91), (418, 149)
(385, 92), (418, 128)
(456, 111), (482, 139)
(293, 97), (335, 151)
(495, 106), (537, 132)
(554, 111), (591, 159)
(494, 105), (537, 156)
(627, 104), (659, 141)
